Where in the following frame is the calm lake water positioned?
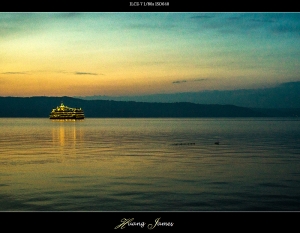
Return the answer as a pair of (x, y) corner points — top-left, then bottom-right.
(0, 118), (300, 211)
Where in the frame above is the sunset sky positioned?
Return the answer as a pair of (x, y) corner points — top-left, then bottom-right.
(0, 12), (299, 97)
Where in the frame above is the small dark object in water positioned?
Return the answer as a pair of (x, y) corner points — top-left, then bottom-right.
(173, 142), (195, 146)
(214, 141), (220, 145)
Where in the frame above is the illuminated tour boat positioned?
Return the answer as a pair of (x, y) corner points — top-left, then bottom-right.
(49, 102), (85, 120)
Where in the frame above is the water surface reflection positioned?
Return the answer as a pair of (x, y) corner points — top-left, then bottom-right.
(51, 120), (84, 148)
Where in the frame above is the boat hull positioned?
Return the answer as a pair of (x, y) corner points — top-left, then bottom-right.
(49, 116), (85, 119)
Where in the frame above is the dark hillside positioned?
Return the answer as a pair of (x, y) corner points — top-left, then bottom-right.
(0, 96), (299, 118)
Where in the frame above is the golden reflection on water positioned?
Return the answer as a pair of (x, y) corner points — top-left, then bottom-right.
(51, 120), (84, 148)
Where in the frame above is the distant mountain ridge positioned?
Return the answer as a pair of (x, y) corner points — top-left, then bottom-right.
(0, 96), (299, 118)
(75, 81), (300, 108)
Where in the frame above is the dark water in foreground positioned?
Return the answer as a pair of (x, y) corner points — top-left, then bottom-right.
(0, 118), (300, 211)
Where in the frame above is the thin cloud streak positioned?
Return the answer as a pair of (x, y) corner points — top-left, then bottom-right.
(75, 72), (100, 76)
(172, 78), (208, 84)
(173, 80), (187, 84)
(189, 13), (300, 36)
(190, 15), (215, 19)
(1, 72), (28, 75)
